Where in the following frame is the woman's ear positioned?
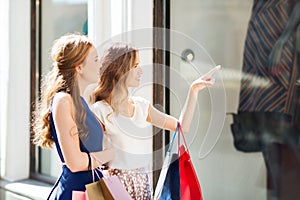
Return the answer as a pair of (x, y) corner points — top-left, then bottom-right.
(75, 64), (83, 74)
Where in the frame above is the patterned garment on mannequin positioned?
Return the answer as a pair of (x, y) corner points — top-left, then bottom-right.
(238, 0), (298, 115)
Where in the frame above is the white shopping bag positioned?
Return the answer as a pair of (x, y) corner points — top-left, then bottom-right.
(154, 151), (172, 200)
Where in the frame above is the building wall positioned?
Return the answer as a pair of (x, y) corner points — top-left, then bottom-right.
(0, 0), (30, 181)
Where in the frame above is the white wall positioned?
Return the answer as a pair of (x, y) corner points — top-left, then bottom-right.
(0, 0), (10, 179)
(0, 0), (31, 181)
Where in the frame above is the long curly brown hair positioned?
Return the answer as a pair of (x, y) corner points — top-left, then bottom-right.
(32, 33), (93, 148)
(91, 42), (138, 115)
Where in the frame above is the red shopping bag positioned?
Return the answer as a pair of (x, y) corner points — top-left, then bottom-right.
(154, 123), (203, 200)
(178, 123), (203, 200)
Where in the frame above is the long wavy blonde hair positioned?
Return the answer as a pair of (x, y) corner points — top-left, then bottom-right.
(92, 42), (138, 115)
(32, 33), (93, 148)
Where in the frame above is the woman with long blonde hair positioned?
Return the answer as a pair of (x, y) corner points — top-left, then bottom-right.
(32, 33), (113, 199)
(91, 42), (220, 199)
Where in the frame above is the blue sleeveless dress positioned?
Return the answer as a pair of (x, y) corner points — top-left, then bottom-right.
(48, 97), (104, 200)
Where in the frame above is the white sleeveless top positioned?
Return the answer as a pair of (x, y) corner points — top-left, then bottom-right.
(91, 96), (152, 170)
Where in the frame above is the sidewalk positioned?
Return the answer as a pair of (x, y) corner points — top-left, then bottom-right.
(0, 179), (52, 200)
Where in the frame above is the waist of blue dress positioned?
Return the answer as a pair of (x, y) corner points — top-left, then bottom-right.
(61, 165), (103, 183)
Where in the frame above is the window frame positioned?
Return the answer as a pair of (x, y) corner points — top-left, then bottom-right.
(29, 0), (57, 184)
(152, 0), (170, 189)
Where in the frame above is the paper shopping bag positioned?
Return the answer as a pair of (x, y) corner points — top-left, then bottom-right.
(72, 190), (89, 200)
(179, 145), (202, 200)
(154, 126), (180, 200)
(100, 175), (132, 200)
(153, 151), (173, 199)
(85, 180), (105, 200)
(160, 153), (180, 200)
(178, 124), (203, 200)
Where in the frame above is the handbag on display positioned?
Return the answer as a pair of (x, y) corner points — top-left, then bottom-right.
(154, 123), (203, 200)
(229, 111), (263, 152)
(229, 111), (298, 152)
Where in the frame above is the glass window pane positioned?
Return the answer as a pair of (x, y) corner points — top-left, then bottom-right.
(170, 1), (300, 199)
(170, 1), (262, 199)
(38, 0), (88, 178)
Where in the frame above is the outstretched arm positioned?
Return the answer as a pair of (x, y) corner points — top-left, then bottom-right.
(268, 2), (300, 74)
(179, 65), (219, 132)
(147, 65), (220, 133)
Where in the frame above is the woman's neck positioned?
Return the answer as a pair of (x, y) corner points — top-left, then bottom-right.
(118, 98), (134, 117)
(78, 82), (88, 96)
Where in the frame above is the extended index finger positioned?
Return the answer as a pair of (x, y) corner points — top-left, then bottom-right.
(202, 65), (221, 78)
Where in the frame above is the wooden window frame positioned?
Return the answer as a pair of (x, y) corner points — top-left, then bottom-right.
(152, 0), (170, 189)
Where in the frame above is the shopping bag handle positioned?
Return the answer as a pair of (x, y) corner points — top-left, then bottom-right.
(166, 124), (179, 153)
(89, 154), (105, 182)
(177, 122), (189, 154)
(167, 122), (189, 153)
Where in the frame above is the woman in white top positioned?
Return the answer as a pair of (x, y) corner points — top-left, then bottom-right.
(91, 42), (220, 200)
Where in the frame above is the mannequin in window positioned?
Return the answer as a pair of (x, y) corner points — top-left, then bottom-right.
(237, 1), (300, 199)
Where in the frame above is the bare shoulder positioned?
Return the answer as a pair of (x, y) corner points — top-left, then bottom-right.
(52, 92), (73, 110)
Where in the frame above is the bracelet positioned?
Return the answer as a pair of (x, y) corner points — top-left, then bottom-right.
(87, 152), (91, 171)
